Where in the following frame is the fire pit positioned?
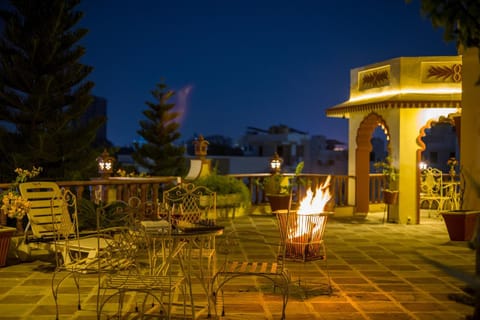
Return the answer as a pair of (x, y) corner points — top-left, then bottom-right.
(276, 210), (331, 262)
(275, 176), (332, 262)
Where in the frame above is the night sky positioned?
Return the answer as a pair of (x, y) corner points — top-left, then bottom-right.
(77, 0), (457, 147)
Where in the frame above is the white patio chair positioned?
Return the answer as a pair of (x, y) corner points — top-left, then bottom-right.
(19, 181), (138, 319)
(419, 167), (451, 214)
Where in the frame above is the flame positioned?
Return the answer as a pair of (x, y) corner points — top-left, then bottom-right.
(288, 176), (332, 239)
(298, 175), (332, 215)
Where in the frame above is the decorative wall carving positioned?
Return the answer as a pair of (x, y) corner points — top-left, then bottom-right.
(422, 63), (462, 83)
(359, 66), (390, 90)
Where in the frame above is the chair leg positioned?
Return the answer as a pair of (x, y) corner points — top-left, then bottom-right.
(281, 280), (289, 320)
(52, 270), (81, 319)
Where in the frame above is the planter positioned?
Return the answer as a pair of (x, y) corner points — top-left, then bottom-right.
(216, 194), (243, 207)
(216, 194), (246, 219)
(383, 190), (399, 205)
(0, 226), (16, 267)
(267, 194), (291, 212)
(441, 210), (480, 241)
(200, 193), (248, 219)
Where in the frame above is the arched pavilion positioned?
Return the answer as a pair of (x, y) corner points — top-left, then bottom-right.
(326, 56), (461, 224)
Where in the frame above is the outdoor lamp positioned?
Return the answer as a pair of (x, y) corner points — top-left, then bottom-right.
(419, 161), (428, 171)
(96, 149), (115, 178)
(270, 152), (282, 173)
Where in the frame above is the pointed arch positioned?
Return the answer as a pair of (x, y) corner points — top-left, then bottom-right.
(416, 114), (458, 223)
(355, 112), (391, 214)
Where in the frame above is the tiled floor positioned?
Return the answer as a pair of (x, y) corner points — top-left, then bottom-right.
(0, 211), (476, 319)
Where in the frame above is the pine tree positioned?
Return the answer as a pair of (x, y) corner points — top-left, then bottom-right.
(0, 0), (105, 181)
(132, 80), (186, 176)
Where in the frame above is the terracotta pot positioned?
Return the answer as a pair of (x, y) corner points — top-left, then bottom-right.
(383, 190), (399, 205)
(0, 226), (16, 267)
(441, 210), (480, 241)
(0, 209), (6, 226)
(267, 194), (291, 212)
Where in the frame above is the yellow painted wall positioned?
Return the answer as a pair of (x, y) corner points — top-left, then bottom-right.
(461, 48), (480, 210)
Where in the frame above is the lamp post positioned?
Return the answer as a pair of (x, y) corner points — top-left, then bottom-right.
(96, 149), (115, 179)
(270, 152), (282, 174)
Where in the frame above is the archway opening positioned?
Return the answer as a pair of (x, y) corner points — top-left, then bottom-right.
(417, 116), (459, 222)
(355, 112), (391, 215)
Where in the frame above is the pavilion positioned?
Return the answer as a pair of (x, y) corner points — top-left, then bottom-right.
(326, 55), (462, 224)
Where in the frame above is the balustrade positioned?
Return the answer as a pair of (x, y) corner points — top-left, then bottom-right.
(0, 174), (361, 234)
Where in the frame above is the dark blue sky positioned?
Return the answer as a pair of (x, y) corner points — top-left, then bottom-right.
(77, 0), (457, 147)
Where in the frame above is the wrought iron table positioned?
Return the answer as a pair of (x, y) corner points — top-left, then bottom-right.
(142, 221), (224, 318)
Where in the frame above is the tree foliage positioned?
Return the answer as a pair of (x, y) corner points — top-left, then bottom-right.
(132, 80), (186, 176)
(0, 0), (105, 181)
(408, 0), (480, 81)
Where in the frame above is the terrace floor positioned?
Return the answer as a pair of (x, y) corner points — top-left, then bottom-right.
(0, 211), (476, 319)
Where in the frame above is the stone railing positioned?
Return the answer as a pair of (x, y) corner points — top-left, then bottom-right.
(1, 173), (388, 233)
(0, 176), (180, 232)
(227, 173), (353, 207)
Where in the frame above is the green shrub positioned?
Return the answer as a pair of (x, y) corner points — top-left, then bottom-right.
(195, 173), (251, 207)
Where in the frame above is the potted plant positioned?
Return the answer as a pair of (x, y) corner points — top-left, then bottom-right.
(440, 163), (480, 242)
(1, 166), (42, 234)
(195, 172), (251, 219)
(258, 162), (304, 212)
(259, 173), (290, 212)
(374, 156), (399, 205)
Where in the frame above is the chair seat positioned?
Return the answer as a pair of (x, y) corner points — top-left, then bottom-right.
(55, 236), (111, 254)
(104, 273), (185, 291)
(220, 260), (287, 276)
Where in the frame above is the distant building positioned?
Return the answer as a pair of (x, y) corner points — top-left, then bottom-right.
(369, 123), (458, 174)
(239, 125), (308, 171)
(306, 135), (348, 174)
(421, 122), (458, 172)
(116, 125), (349, 175)
(239, 125), (347, 174)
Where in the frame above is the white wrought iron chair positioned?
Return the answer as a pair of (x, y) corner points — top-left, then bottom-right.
(19, 182), (126, 319)
(19, 181), (89, 243)
(20, 182), (141, 319)
(419, 167), (451, 214)
(161, 182), (216, 225)
(160, 183), (217, 277)
(97, 200), (190, 319)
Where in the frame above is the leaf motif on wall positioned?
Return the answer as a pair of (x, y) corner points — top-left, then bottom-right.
(360, 70), (390, 90)
(427, 64), (462, 82)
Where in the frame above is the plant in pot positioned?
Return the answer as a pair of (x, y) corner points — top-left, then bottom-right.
(258, 161), (305, 212)
(374, 156), (399, 205)
(260, 173), (291, 212)
(440, 164), (479, 242)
